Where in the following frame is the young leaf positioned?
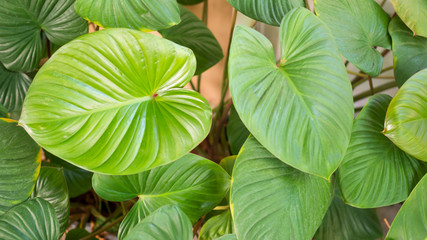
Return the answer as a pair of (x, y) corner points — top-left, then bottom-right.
(0, 118), (41, 215)
(227, 0), (305, 26)
(384, 69), (427, 161)
(390, 0), (427, 37)
(75, 0), (180, 31)
(226, 105), (250, 155)
(389, 17), (427, 87)
(199, 210), (233, 240)
(124, 205), (193, 240)
(315, 0), (391, 76)
(159, 5), (224, 75)
(0, 198), (60, 240)
(338, 94), (426, 208)
(229, 8), (353, 179)
(386, 174), (427, 239)
(20, 28), (212, 175)
(230, 136), (333, 239)
(0, 0), (88, 72)
(0, 64), (32, 115)
(31, 167), (70, 235)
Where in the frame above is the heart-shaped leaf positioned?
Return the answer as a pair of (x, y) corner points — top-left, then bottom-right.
(0, 0), (88, 72)
(92, 154), (230, 238)
(0, 118), (41, 215)
(384, 69), (427, 161)
(389, 17), (427, 87)
(0, 64), (32, 116)
(178, 0), (203, 5)
(20, 28), (212, 175)
(315, 0), (391, 76)
(229, 8), (353, 179)
(216, 234), (237, 240)
(159, 5), (223, 75)
(386, 174), (427, 239)
(0, 198), (60, 240)
(230, 136), (333, 239)
(199, 210), (233, 240)
(75, 0), (180, 31)
(124, 205), (192, 240)
(227, 0), (305, 26)
(31, 167), (69, 235)
(226, 105), (249, 155)
(45, 152), (92, 198)
(390, 0), (427, 37)
(338, 94), (426, 208)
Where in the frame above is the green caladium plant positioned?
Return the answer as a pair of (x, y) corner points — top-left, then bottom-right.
(0, 0), (426, 239)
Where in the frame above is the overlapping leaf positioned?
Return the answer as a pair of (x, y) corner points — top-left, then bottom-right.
(384, 69), (427, 161)
(199, 210), (233, 240)
(338, 94), (426, 208)
(0, 119), (41, 215)
(124, 205), (192, 240)
(75, 0), (180, 31)
(229, 8), (353, 179)
(0, 0), (88, 72)
(227, 0), (305, 26)
(315, 0), (391, 76)
(230, 136), (333, 239)
(0, 64), (32, 115)
(20, 28), (212, 175)
(226, 105), (249, 155)
(0, 198), (60, 240)
(390, 0), (427, 37)
(216, 234), (237, 240)
(159, 5), (223, 75)
(178, 0), (203, 5)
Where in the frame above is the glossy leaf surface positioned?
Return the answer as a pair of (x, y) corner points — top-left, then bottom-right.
(386, 174), (427, 239)
(384, 69), (427, 161)
(31, 167), (69, 235)
(229, 8), (353, 179)
(338, 94), (426, 208)
(159, 5), (223, 75)
(390, 0), (427, 37)
(389, 17), (427, 87)
(227, 0), (304, 26)
(0, 198), (60, 240)
(230, 136), (333, 239)
(315, 0), (391, 76)
(75, 0), (180, 31)
(199, 210), (233, 240)
(93, 154), (230, 237)
(0, 64), (31, 115)
(0, 0), (88, 72)
(20, 28), (212, 175)
(226, 105), (250, 155)
(0, 119), (41, 215)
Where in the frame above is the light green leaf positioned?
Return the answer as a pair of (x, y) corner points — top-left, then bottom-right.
(227, 0), (305, 26)
(93, 154), (230, 238)
(229, 8), (353, 179)
(315, 0), (391, 76)
(199, 210), (233, 240)
(390, 0), (427, 37)
(0, 64), (31, 115)
(159, 5), (223, 75)
(178, 0), (203, 5)
(45, 152), (92, 198)
(20, 28), (212, 175)
(219, 156), (236, 176)
(117, 199), (149, 240)
(386, 174), (427, 239)
(315, 194), (383, 240)
(0, 118), (41, 215)
(0, 198), (60, 240)
(0, 0), (88, 72)
(75, 0), (180, 31)
(384, 69), (427, 161)
(124, 205), (192, 240)
(216, 234), (237, 240)
(389, 17), (427, 87)
(230, 136), (333, 239)
(338, 94), (426, 208)
(226, 105), (250, 155)
(31, 167), (69, 235)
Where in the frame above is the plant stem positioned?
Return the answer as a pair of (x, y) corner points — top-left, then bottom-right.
(121, 201), (127, 216)
(304, 0), (310, 11)
(196, 0), (209, 93)
(368, 76), (374, 95)
(353, 81), (397, 102)
(197, 75), (202, 93)
(213, 205), (230, 210)
(81, 215), (125, 240)
(380, 0), (387, 7)
(46, 37), (51, 58)
(189, 80), (197, 91)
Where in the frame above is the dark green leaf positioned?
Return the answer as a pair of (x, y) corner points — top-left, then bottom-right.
(226, 105), (249, 155)
(0, 198), (60, 240)
(0, 118), (41, 215)
(230, 136), (333, 239)
(390, 0), (427, 37)
(66, 228), (95, 240)
(0, 104), (8, 118)
(178, 0), (203, 5)
(0, 64), (31, 115)
(338, 94), (426, 208)
(229, 8), (353, 179)
(199, 210), (233, 240)
(20, 28), (212, 175)
(159, 5), (223, 75)
(219, 156), (236, 176)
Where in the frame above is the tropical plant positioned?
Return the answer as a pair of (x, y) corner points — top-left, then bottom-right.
(0, 0), (426, 239)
